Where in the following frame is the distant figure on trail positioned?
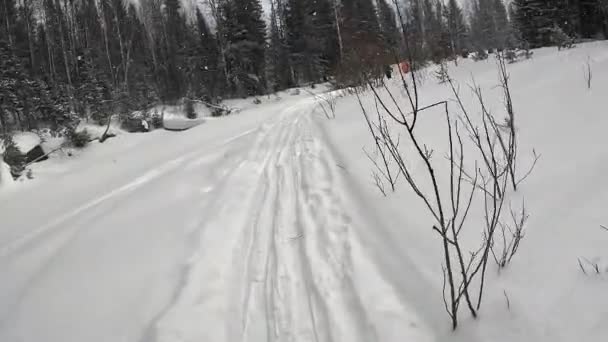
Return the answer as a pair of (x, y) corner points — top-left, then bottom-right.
(385, 65), (392, 79)
(399, 61), (410, 74)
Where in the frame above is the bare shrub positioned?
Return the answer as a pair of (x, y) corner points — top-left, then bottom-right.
(306, 89), (340, 120)
(351, 4), (538, 327)
(435, 62), (449, 84)
(578, 225), (608, 275)
(584, 56), (592, 89)
(492, 201), (529, 269)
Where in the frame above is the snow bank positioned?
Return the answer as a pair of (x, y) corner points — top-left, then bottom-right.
(161, 104), (208, 131)
(76, 121), (124, 140)
(0, 132), (41, 155)
(318, 41), (608, 342)
(0, 160), (14, 188)
(12, 132), (41, 154)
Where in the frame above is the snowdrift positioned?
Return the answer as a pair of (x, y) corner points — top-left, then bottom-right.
(161, 103), (210, 131)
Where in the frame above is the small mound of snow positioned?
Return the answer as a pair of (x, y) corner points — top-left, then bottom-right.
(0, 132), (41, 155)
(162, 106), (206, 131)
(13, 132), (41, 153)
(76, 121), (124, 140)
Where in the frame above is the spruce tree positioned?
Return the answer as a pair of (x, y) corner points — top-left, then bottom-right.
(220, 0), (267, 96)
(444, 0), (468, 58)
(422, 0), (444, 61)
(491, 0), (510, 49)
(267, 0), (293, 91)
(511, 0), (552, 47)
(284, 0), (338, 85)
(163, 0), (187, 101)
(377, 0), (399, 55)
(195, 7), (222, 99)
(311, 0), (340, 78)
(0, 0), (17, 46)
(285, 0), (317, 84)
(403, 0), (425, 64)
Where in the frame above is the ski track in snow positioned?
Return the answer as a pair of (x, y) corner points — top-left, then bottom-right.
(0, 96), (432, 342)
(151, 100), (431, 342)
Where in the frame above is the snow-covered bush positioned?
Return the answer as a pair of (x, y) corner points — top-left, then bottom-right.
(472, 49), (489, 61)
(1, 135), (26, 178)
(149, 111), (163, 129)
(185, 99), (197, 119)
(212, 107), (228, 117)
(548, 25), (576, 50)
(122, 111), (150, 133)
(68, 129), (91, 148)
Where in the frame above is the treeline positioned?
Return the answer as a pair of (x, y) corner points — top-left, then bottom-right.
(1, 0), (229, 133)
(1, 0), (607, 134)
(511, 0), (608, 47)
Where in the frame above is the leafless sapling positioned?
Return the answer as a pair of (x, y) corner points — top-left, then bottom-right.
(350, 1), (539, 329)
(584, 56), (592, 90)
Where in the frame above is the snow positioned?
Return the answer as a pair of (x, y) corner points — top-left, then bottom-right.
(160, 103), (210, 131)
(318, 41), (608, 342)
(1, 41), (608, 342)
(0, 132), (41, 155)
(75, 121), (125, 140)
(0, 161), (14, 189)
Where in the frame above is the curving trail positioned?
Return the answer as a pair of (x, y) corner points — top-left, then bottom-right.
(0, 96), (432, 342)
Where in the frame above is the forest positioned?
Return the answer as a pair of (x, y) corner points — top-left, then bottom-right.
(1, 0), (607, 133)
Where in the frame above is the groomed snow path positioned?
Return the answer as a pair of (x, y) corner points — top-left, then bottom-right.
(0, 96), (432, 342)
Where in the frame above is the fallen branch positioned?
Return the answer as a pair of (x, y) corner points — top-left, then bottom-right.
(24, 145), (66, 167)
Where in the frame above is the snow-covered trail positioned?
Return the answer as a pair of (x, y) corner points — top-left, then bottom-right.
(0, 96), (431, 342)
(152, 102), (432, 342)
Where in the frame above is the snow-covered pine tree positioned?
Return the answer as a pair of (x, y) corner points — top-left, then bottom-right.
(337, 0), (386, 85)
(285, 0), (318, 84)
(267, 0), (293, 91)
(162, 0), (188, 101)
(400, 0), (425, 65)
(377, 0), (399, 56)
(310, 0), (340, 80)
(422, 0), (445, 61)
(284, 0), (339, 86)
(511, 0), (553, 47)
(491, 0), (510, 49)
(0, 0), (17, 47)
(220, 0), (267, 96)
(195, 7), (223, 100)
(444, 0), (468, 60)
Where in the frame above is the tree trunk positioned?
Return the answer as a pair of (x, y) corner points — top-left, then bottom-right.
(2, 0), (13, 46)
(53, 0), (74, 109)
(333, 0), (344, 63)
(22, 0), (36, 72)
(111, 2), (127, 88)
(96, 1), (115, 86)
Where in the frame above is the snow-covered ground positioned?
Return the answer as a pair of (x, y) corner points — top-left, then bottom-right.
(1, 41), (607, 342)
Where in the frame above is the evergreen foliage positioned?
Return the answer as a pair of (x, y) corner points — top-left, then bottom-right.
(1, 0), (607, 135)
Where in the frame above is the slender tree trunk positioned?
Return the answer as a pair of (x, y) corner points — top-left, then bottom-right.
(54, 0), (75, 109)
(333, 0), (344, 63)
(22, 0), (36, 72)
(0, 108), (7, 135)
(67, 0), (79, 79)
(208, 0), (230, 91)
(45, 25), (57, 84)
(111, 2), (127, 88)
(124, 27), (135, 93)
(2, 0), (13, 46)
(97, 2), (115, 86)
